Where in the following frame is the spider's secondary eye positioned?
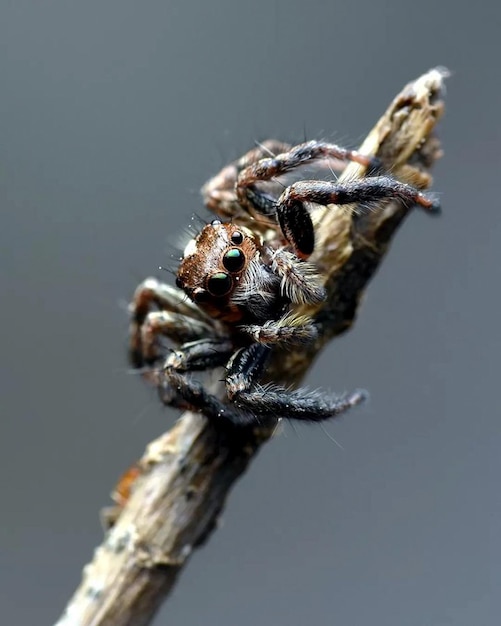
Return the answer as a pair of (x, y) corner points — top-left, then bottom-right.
(222, 248), (245, 272)
(193, 289), (210, 303)
(207, 272), (232, 297)
(211, 219), (222, 226)
(175, 277), (183, 289)
(230, 231), (244, 245)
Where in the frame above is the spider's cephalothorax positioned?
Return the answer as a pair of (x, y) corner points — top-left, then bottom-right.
(129, 139), (440, 427)
(176, 220), (283, 325)
(176, 219), (325, 330)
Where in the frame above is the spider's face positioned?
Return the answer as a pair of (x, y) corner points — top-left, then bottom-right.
(176, 220), (263, 322)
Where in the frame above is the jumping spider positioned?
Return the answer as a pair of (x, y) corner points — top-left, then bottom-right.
(129, 139), (439, 427)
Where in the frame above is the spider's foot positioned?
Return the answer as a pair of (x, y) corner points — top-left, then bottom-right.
(345, 388), (369, 407)
(417, 192), (441, 215)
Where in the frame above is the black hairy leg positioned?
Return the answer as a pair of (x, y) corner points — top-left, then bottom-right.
(158, 369), (251, 425)
(156, 341), (365, 427)
(226, 344), (366, 423)
(236, 140), (381, 219)
(157, 339), (251, 425)
(233, 385), (367, 423)
(277, 176), (441, 257)
(164, 338), (234, 372)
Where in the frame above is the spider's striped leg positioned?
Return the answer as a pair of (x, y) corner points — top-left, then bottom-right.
(129, 277), (216, 366)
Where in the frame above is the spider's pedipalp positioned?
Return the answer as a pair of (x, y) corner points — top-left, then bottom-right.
(270, 249), (326, 303)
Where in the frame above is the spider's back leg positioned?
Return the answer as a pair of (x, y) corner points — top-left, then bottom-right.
(236, 140), (380, 221)
(201, 139), (292, 221)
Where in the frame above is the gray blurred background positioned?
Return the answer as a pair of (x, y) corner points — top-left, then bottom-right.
(1, 1), (499, 625)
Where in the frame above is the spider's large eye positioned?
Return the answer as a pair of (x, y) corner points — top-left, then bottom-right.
(207, 272), (232, 297)
(222, 248), (245, 272)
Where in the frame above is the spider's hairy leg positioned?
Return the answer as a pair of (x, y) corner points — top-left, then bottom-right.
(159, 370), (246, 423)
(277, 176), (441, 257)
(165, 338), (234, 372)
(226, 344), (367, 423)
(130, 278), (207, 323)
(237, 140), (293, 169)
(201, 139), (292, 219)
(235, 385), (367, 423)
(239, 314), (318, 346)
(270, 248), (326, 304)
(236, 140), (380, 218)
(129, 277), (215, 367)
(138, 311), (219, 365)
(157, 338), (246, 422)
(158, 344), (268, 427)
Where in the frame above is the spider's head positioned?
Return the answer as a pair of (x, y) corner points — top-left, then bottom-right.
(176, 220), (261, 322)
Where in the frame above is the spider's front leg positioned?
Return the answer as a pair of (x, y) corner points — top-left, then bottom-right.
(129, 277), (218, 366)
(157, 338), (250, 425)
(277, 176), (441, 257)
(135, 311), (221, 366)
(157, 336), (366, 426)
(226, 344), (367, 423)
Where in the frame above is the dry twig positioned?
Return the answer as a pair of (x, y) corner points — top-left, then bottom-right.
(55, 68), (447, 626)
